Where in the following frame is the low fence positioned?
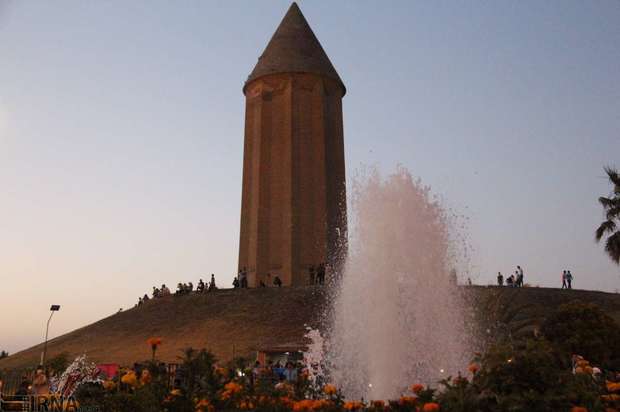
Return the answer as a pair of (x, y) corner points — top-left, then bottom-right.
(0, 370), (34, 397)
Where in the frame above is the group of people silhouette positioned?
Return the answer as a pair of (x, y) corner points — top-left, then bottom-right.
(231, 263), (329, 288)
(494, 266), (576, 289)
(561, 270), (575, 289)
(136, 274), (218, 307)
(496, 265), (525, 287)
(233, 268), (284, 288)
(135, 263), (332, 308)
(309, 263), (326, 285)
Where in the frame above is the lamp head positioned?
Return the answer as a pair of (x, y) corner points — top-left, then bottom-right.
(50, 305), (60, 311)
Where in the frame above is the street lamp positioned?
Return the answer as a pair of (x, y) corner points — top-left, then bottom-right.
(41, 305), (60, 367)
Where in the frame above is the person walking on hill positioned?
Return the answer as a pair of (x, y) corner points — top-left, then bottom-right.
(561, 271), (567, 289)
(497, 272), (504, 286)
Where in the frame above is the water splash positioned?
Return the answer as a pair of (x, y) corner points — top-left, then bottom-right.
(327, 167), (472, 400)
(302, 326), (326, 387)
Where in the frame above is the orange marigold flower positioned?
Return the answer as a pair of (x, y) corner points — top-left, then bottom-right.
(170, 389), (182, 397)
(343, 400), (364, 410)
(602, 394), (620, 402)
(313, 399), (331, 410)
(468, 363), (480, 374)
(195, 399), (214, 412)
(371, 400), (385, 409)
(576, 360), (590, 368)
(323, 384), (338, 396)
(238, 400), (255, 410)
(196, 399), (210, 407)
(102, 380), (116, 391)
(279, 396), (294, 407)
(606, 381), (620, 393)
(121, 371), (138, 387)
(571, 407), (588, 412)
(411, 383), (425, 394)
(399, 396), (417, 406)
(146, 337), (162, 347)
(224, 381), (242, 394)
(292, 399), (316, 412)
(423, 402), (440, 412)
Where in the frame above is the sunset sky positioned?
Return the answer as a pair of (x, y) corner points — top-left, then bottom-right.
(1, 0), (619, 354)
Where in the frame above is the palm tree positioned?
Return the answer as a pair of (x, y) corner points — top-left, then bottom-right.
(596, 166), (620, 264)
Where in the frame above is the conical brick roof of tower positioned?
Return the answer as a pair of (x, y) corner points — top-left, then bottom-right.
(244, 2), (345, 94)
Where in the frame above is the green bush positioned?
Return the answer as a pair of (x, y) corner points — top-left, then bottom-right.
(436, 339), (605, 412)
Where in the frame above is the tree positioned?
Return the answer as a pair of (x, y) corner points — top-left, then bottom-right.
(596, 166), (620, 264)
(47, 352), (70, 375)
(0, 350), (8, 359)
(540, 301), (620, 367)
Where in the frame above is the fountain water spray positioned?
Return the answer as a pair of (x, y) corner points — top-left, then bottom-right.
(327, 167), (472, 400)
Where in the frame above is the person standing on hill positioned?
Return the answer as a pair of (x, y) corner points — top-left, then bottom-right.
(512, 271), (519, 286)
(516, 266), (524, 287)
(497, 272), (504, 286)
(209, 274), (217, 291)
(566, 270), (574, 289)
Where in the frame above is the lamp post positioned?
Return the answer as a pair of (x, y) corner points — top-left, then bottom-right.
(41, 305), (60, 367)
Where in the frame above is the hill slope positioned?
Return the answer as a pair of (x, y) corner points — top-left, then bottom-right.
(2, 286), (620, 371)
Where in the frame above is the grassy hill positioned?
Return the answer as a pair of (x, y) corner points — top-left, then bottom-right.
(1, 285), (619, 371)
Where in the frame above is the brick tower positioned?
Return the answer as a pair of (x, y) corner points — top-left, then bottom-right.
(238, 2), (346, 287)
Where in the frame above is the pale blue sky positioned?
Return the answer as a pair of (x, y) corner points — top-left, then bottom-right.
(1, 1), (619, 354)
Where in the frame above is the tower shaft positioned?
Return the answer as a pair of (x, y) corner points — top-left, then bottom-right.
(239, 73), (345, 287)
